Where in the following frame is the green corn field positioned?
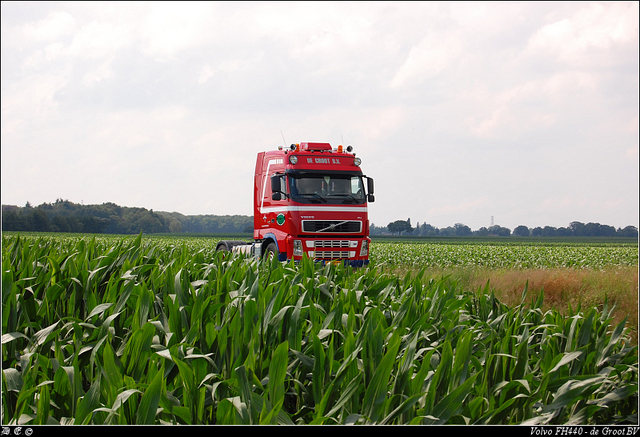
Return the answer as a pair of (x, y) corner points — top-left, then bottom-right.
(1, 233), (638, 425)
(369, 239), (639, 270)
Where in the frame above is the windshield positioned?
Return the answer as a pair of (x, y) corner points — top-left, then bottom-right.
(288, 173), (365, 204)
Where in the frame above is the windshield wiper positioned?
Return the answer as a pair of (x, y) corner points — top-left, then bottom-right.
(297, 193), (327, 203)
(331, 194), (359, 204)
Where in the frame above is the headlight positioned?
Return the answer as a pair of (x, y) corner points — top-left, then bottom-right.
(289, 155), (298, 164)
(353, 157), (361, 166)
(293, 240), (303, 256)
(359, 239), (368, 256)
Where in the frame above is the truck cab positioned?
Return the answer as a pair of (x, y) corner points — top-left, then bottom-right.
(218, 142), (374, 267)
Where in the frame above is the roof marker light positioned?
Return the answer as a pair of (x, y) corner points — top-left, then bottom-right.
(354, 157), (361, 166)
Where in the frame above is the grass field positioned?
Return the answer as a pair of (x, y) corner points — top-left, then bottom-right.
(1, 232), (638, 425)
(368, 238), (638, 345)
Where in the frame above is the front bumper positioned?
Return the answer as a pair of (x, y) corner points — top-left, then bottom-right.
(289, 237), (370, 265)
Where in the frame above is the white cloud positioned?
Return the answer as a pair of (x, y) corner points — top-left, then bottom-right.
(2, 74), (68, 119)
(197, 65), (215, 85)
(21, 11), (76, 42)
(390, 33), (462, 88)
(527, 2), (638, 65)
(290, 14), (374, 59)
(66, 21), (132, 60)
(138, 2), (216, 60)
(464, 69), (600, 139)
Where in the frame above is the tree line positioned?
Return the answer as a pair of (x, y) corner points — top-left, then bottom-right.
(375, 219), (638, 238)
(3, 200), (637, 238)
(1, 200), (253, 235)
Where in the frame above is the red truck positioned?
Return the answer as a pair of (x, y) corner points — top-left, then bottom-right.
(216, 142), (375, 267)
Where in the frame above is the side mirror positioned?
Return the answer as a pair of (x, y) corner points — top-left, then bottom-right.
(365, 176), (376, 202)
(271, 175), (283, 201)
(367, 177), (374, 195)
(366, 177), (375, 202)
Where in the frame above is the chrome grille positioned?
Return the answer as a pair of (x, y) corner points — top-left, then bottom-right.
(302, 220), (362, 233)
(314, 251), (351, 260)
(314, 240), (351, 248)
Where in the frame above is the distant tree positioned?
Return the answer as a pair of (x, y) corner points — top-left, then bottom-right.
(617, 225), (638, 238)
(576, 222), (617, 237)
(488, 225), (511, 236)
(439, 226), (455, 237)
(51, 215), (71, 232)
(540, 226), (551, 236)
(531, 227), (543, 237)
(599, 224), (617, 237)
(169, 219), (183, 233)
(369, 223), (383, 235)
(454, 223), (472, 236)
(414, 222), (438, 236)
(423, 223), (439, 236)
(387, 220), (413, 235)
(570, 221), (586, 236)
(387, 221), (398, 234)
(513, 225), (530, 237)
(27, 209), (51, 232)
(2, 200), (258, 235)
(474, 227), (490, 237)
(80, 216), (109, 233)
(556, 227), (573, 236)
(1, 208), (25, 231)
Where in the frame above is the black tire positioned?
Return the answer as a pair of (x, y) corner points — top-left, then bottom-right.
(263, 242), (278, 260)
(216, 242), (230, 252)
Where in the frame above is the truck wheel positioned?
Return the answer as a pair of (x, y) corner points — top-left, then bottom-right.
(216, 242), (230, 252)
(264, 242), (278, 261)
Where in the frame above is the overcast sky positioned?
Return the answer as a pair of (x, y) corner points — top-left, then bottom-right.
(2, 2), (638, 231)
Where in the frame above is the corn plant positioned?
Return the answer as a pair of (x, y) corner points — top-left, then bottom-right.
(2, 233), (637, 425)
